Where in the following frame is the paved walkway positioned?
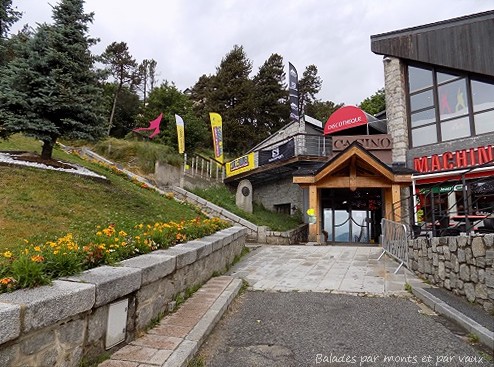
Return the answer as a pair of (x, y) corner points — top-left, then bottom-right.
(229, 245), (422, 295)
(99, 276), (242, 367)
(98, 245), (493, 366)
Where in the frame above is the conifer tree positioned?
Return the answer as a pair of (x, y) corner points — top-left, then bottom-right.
(0, 0), (21, 66)
(0, 0), (105, 159)
(253, 53), (289, 137)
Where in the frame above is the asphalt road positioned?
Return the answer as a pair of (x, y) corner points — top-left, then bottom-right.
(197, 291), (493, 367)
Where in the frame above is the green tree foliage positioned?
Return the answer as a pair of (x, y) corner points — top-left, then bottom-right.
(211, 45), (256, 154)
(359, 88), (386, 116)
(138, 58), (158, 107)
(306, 100), (342, 122)
(102, 83), (140, 138)
(298, 64), (322, 117)
(101, 41), (140, 135)
(142, 82), (208, 152)
(253, 53), (289, 138)
(0, 0), (21, 65)
(0, 0), (105, 159)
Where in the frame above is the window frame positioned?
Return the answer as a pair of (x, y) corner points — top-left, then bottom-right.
(406, 63), (494, 148)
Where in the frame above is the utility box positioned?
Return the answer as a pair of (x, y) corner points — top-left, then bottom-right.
(105, 299), (128, 349)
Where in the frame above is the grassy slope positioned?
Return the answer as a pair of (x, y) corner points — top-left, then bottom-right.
(192, 185), (303, 232)
(0, 136), (200, 251)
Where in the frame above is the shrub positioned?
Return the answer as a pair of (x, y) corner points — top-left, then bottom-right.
(0, 217), (230, 293)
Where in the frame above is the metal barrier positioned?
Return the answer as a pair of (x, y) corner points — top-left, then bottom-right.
(378, 218), (408, 273)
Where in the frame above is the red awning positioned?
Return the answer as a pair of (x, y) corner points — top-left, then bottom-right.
(324, 106), (368, 135)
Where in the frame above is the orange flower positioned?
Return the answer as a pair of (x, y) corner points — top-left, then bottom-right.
(31, 255), (44, 263)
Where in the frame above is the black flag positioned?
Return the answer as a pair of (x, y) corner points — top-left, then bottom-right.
(289, 62), (299, 122)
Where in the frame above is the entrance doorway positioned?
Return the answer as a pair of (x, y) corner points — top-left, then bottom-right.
(322, 188), (383, 243)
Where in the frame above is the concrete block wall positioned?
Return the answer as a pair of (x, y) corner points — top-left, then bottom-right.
(408, 234), (494, 313)
(0, 227), (246, 367)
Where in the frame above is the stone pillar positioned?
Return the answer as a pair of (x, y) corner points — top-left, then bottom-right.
(383, 56), (408, 164)
(236, 179), (253, 213)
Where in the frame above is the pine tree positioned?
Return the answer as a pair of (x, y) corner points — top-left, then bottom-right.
(298, 64), (322, 117)
(0, 0), (105, 159)
(253, 53), (289, 137)
(101, 41), (139, 135)
(210, 45), (255, 154)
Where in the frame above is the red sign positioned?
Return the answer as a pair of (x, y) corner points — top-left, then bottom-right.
(414, 145), (494, 174)
(324, 106), (368, 135)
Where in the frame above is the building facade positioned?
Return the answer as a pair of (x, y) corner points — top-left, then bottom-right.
(371, 10), (494, 234)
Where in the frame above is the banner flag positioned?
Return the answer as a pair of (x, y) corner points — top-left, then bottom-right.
(258, 139), (295, 166)
(209, 112), (224, 164)
(133, 113), (163, 139)
(288, 63), (300, 122)
(175, 114), (185, 154)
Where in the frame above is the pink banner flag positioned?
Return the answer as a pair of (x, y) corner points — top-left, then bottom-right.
(133, 113), (163, 138)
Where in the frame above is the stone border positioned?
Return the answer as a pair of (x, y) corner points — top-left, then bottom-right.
(0, 226), (246, 367)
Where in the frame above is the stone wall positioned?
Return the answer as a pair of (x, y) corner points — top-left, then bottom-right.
(260, 224), (309, 245)
(408, 234), (494, 312)
(383, 56), (408, 164)
(0, 227), (246, 367)
(253, 177), (304, 215)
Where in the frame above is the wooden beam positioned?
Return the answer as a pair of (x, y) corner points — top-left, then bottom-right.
(391, 184), (402, 222)
(308, 185), (320, 242)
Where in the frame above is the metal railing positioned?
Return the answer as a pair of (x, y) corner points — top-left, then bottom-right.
(183, 153), (224, 182)
(379, 218), (408, 273)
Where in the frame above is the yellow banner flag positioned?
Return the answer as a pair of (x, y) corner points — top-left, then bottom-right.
(175, 114), (185, 154)
(209, 112), (224, 164)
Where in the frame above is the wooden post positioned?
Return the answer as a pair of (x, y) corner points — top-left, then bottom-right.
(308, 185), (320, 242)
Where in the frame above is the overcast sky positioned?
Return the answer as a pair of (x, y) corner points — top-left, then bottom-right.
(12, 1), (493, 107)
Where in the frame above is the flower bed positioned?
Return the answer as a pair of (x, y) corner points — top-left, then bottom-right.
(0, 217), (230, 293)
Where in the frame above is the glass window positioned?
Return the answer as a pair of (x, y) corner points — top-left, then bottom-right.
(474, 109), (494, 135)
(440, 116), (471, 141)
(438, 79), (469, 120)
(437, 71), (459, 84)
(408, 66), (433, 93)
(410, 90), (434, 111)
(411, 108), (436, 127)
(471, 80), (494, 112)
(411, 125), (437, 146)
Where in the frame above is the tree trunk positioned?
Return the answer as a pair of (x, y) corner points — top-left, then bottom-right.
(108, 90), (119, 136)
(41, 137), (56, 160)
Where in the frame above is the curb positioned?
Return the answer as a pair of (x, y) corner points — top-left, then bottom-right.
(412, 287), (494, 351)
(163, 278), (243, 367)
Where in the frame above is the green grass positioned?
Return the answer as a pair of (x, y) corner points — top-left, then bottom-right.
(91, 137), (183, 174)
(0, 135), (202, 251)
(191, 185), (303, 231)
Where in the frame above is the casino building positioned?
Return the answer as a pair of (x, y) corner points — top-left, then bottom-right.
(226, 10), (494, 243)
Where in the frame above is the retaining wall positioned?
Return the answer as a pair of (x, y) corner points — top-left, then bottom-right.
(408, 234), (494, 312)
(169, 186), (307, 245)
(0, 227), (246, 367)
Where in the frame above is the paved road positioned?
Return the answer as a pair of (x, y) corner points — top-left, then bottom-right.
(197, 291), (493, 367)
(195, 246), (493, 366)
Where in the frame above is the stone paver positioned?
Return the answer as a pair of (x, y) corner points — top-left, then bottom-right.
(99, 275), (242, 367)
(229, 245), (421, 295)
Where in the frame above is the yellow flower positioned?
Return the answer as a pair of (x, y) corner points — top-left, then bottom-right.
(34, 246), (41, 252)
(3, 251), (13, 259)
(118, 230), (127, 237)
